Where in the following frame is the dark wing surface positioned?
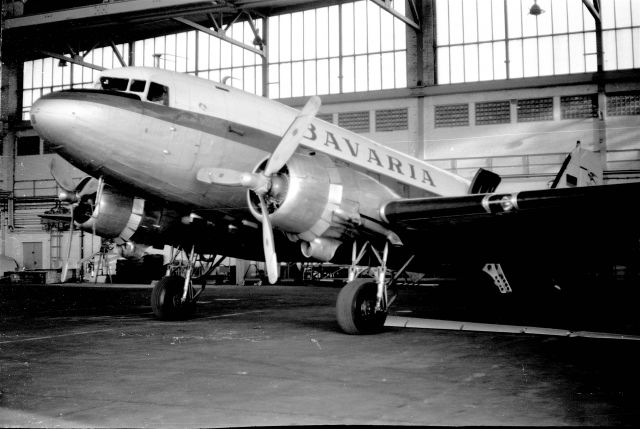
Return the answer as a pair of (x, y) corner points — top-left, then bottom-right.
(380, 182), (640, 265)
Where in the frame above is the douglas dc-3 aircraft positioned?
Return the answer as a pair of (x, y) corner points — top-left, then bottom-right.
(31, 67), (640, 334)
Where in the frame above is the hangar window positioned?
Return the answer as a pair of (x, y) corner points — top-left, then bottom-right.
(476, 101), (511, 125)
(317, 113), (334, 123)
(435, 0), (640, 84)
(100, 77), (129, 91)
(147, 82), (169, 106)
(129, 80), (147, 92)
(607, 93), (640, 116)
(517, 97), (553, 122)
(561, 95), (598, 119)
(375, 108), (409, 131)
(338, 111), (370, 133)
(435, 104), (469, 128)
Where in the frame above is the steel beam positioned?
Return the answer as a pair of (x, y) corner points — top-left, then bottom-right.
(38, 51), (105, 71)
(109, 41), (127, 67)
(4, 0), (220, 29)
(369, 0), (421, 32)
(173, 17), (265, 57)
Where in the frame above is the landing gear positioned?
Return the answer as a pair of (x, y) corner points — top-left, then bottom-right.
(150, 245), (225, 320)
(336, 278), (387, 334)
(336, 241), (414, 335)
(151, 275), (197, 320)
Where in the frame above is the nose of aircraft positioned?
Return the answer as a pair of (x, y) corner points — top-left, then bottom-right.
(30, 92), (77, 146)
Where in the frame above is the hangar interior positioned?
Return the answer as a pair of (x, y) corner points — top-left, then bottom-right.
(1, 0), (640, 278)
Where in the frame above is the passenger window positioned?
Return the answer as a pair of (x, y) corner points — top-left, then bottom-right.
(147, 82), (169, 106)
(100, 77), (129, 91)
(129, 80), (146, 92)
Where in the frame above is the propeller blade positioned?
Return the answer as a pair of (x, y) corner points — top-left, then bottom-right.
(258, 195), (279, 284)
(61, 205), (74, 283)
(76, 177), (100, 199)
(50, 158), (78, 193)
(264, 95), (321, 176)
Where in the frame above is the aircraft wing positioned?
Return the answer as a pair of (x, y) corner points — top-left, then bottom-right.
(379, 181), (640, 263)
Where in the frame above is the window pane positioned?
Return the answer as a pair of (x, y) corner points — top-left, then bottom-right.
(449, 0), (463, 44)
(317, 58), (329, 95)
(343, 56), (355, 92)
(567, 0), (584, 32)
(268, 64), (279, 98)
(328, 6), (340, 57)
(316, 8), (328, 58)
(569, 33), (585, 73)
(553, 35), (569, 74)
(437, 47), (450, 84)
(354, 1), (367, 54)
(369, 53), (381, 91)
(523, 38), (539, 77)
(436, 0), (449, 44)
(615, 0), (632, 28)
(506, 0), (522, 38)
(329, 58), (340, 94)
(381, 52), (395, 88)
(269, 15), (279, 63)
(23, 61), (33, 89)
(368, 2), (381, 52)
(479, 43), (493, 80)
(464, 44), (479, 81)
(477, 0), (492, 42)
(553, 0), (568, 33)
(509, 39), (523, 78)
(291, 61), (303, 96)
(463, 0), (478, 43)
(538, 36), (553, 75)
(491, 0), (506, 39)
(304, 10), (316, 60)
(304, 60), (316, 95)
(450, 45), (464, 83)
(537, 1), (553, 35)
(342, 3), (354, 56)
(291, 12), (304, 61)
(280, 14), (291, 62)
(355, 55), (368, 91)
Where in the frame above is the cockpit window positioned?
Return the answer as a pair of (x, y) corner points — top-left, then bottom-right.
(147, 82), (169, 106)
(129, 80), (146, 92)
(100, 77), (129, 91)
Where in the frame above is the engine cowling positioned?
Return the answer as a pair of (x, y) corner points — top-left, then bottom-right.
(248, 152), (399, 261)
(73, 183), (182, 247)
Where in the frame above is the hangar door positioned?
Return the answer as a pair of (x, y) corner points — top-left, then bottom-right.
(23, 242), (42, 270)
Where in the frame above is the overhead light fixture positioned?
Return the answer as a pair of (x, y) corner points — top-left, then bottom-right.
(529, 0), (544, 16)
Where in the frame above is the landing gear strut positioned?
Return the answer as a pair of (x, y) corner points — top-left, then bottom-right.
(336, 241), (413, 334)
(151, 246), (225, 320)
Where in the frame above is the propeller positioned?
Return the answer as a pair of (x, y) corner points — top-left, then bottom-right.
(49, 159), (103, 282)
(197, 96), (322, 284)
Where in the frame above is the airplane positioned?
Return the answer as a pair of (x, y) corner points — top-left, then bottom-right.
(30, 66), (640, 334)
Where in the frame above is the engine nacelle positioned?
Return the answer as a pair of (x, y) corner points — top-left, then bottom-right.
(74, 184), (182, 247)
(249, 152), (399, 261)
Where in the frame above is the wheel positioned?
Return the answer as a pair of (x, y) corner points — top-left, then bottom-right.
(336, 278), (387, 334)
(151, 275), (196, 320)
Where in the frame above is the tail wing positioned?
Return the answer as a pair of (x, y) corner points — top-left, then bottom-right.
(550, 144), (603, 188)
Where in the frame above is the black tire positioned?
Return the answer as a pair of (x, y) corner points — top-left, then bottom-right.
(336, 278), (387, 334)
(151, 275), (196, 320)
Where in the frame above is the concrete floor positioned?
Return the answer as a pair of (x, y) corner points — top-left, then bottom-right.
(1, 282), (640, 427)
